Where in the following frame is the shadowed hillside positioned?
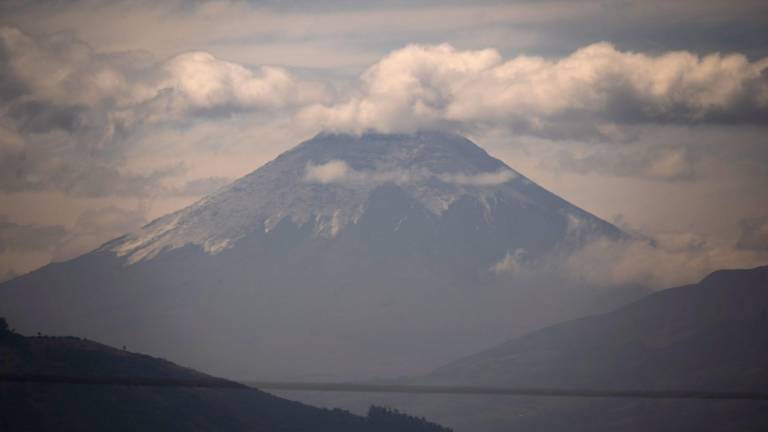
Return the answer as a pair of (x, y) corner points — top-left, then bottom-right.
(0, 318), (450, 432)
(290, 266), (768, 432)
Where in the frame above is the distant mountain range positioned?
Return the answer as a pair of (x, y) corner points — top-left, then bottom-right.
(0, 132), (638, 381)
(0, 319), (450, 432)
(293, 266), (768, 432)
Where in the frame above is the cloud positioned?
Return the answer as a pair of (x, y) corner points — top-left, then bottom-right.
(0, 27), (136, 108)
(304, 160), (516, 186)
(564, 232), (768, 289)
(303, 160), (416, 185)
(170, 176), (232, 196)
(52, 206), (148, 261)
(7, 0), (768, 73)
(0, 148), (181, 197)
(0, 26), (327, 197)
(304, 160), (353, 184)
(491, 248), (528, 274)
(0, 206), (149, 277)
(0, 1), (597, 70)
(0, 26), (327, 118)
(552, 145), (696, 181)
(0, 216), (66, 253)
(3, 26), (766, 200)
(737, 217), (768, 251)
(0, 205), (148, 263)
(154, 52), (329, 116)
(301, 42), (768, 138)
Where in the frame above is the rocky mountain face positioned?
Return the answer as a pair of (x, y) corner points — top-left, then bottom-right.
(0, 131), (634, 381)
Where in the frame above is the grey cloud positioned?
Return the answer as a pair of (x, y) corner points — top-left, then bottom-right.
(7, 101), (87, 134)
(0, 20), (766, 204)
(301, 43), (768, 139)
(0, 27), (149, 195)
(737, 217), (768, 251)
(0, 206), (148, 275)
(170, 176), (232, 196)
(52, 206), (148, 261)
(550, 145), (697, 181)
(0, 26), (327, 125)
(304, 160), (516, 186)
(6, 0), (768, 67)
(0, 216), (66, 253)
(0, 149), (180, 197)
(564, 231), (768, 289)
(0, 26), (328, 198)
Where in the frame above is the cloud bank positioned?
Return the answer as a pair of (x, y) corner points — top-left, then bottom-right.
(563, 232), (768, 289)
(301, 43), (768, 138)
(488, 229), (768, 290)
(3, 25), (767, 199)
(0, 26), (327, 197)
(0, 216), (66, 253)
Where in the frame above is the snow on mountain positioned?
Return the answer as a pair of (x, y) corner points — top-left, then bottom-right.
(108, 131), (598, 264)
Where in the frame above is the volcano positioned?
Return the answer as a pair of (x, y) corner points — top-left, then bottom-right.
(0, 131), (631, 380)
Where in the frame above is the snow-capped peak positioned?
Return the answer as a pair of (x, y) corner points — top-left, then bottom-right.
(108, 131), (535, 263)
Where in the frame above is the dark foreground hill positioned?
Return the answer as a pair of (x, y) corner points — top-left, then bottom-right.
(0, 319), (449, 432)
(294, 266), (768, 431)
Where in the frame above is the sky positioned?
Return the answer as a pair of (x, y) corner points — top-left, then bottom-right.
(0, 0), (767, 285)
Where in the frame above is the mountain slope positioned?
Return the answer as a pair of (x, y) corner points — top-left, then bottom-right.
(303, 266), (768, 431)
(107, 131), (618, 263)
(0, 320), (450, 432)
(0, 131), (633, 381)
(428, 265), (768, 390)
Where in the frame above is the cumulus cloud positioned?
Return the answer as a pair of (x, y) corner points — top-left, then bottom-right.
(153, 52), (329, 116)
(301, 42), (768, 138)
(0, 26), (327, 197)
(0, 26), (327, 118)
(304, 160), (516, 186)
(3, 27), (766, 200)
(737, 217), (768, 251)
